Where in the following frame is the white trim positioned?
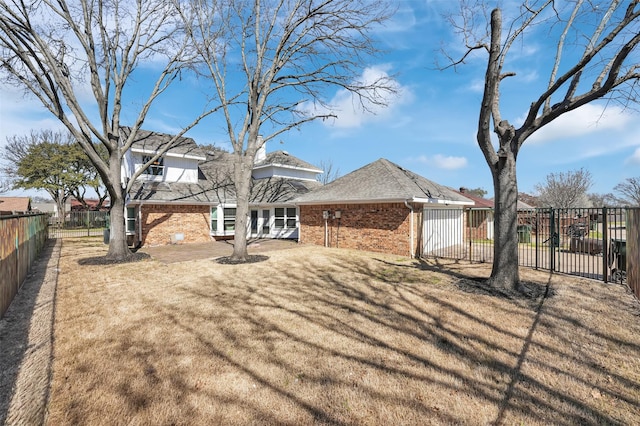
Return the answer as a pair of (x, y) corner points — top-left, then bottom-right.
(131, 147), (205, 161)
(127, 200), (217, 206)
(296, 197), (472, 206)
(252, 163), (322, 174)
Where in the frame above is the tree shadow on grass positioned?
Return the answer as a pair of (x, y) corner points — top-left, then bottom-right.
(53, 244), (640, 425)
(215, 255), (269, 265)
(77, 252), (151, 266)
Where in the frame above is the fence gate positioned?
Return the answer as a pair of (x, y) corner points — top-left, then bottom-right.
(426, 207), (634, 286)
(48, 211), (109, 239)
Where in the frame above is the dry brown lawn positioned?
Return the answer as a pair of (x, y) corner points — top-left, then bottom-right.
(46, 237), (640, 425)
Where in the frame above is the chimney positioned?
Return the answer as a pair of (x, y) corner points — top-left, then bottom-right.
(254, 135), (266, 163)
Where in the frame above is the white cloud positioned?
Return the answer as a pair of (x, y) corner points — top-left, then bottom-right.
(0, 85), (67, 146)
(628, 147), (640, 165)
(411, 154), (468, 170)
(306, 65), (413, 129)
(525, 103), (634, 145)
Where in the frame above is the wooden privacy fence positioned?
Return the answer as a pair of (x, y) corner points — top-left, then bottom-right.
(423, 207), (638, 295)
(0, 213), (49, 318)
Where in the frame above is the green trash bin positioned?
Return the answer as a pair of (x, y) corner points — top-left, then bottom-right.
(517, 224), (532, 243)
(610, 238), (626, 281)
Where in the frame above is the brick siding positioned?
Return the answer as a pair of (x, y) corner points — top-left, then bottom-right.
(299, 203), (422, 257)
(140, 204), (212, 246)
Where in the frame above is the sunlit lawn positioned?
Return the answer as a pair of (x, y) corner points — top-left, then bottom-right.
(47, 237), (640, 425)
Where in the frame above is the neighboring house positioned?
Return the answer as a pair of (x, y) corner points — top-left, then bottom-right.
(0, 197), (32, 216)
(293, 159), (474, 258)
(122, 129), (322, 247)
(462, 190), (537, 241)
(70, 198), (110, 211)
(458, 188), (495, 241)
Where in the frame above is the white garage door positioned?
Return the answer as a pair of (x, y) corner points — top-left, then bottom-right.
(423, 208), (464, 254)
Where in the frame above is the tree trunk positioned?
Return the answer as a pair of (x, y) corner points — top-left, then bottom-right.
(105, 152), (131, 261)
(230, 157), (253, 261)
(106, 192), (132, 260)
(489, 154), (522, 291)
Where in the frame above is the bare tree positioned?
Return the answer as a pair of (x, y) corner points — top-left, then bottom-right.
(177, 0), (395, 261)
(588, 192), (619, 207)
(446, 1), (640, 290)
(318, 160), (341, 185)
(0, 0), (218, 260)
(534, 168), (593, 209)
(0, 177), (10, 193)
(613, 176), (640, 206)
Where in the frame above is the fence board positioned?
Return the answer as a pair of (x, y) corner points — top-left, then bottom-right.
(0, 214), (48, 318)
(627, 208), (639, 298)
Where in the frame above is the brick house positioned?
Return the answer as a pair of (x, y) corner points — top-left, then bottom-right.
(293, 159), (474, 258)
(0, 197), (32, 216)
(457, 188), (495, 241)
(122, 129), (321, 247)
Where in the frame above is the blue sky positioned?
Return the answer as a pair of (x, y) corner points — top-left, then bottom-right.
(1, 0), (639, 200)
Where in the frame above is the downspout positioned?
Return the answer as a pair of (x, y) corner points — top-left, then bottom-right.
(324, 215), (328, 247)
(138, 204), (143, 245)
(404, 200), (414, 258)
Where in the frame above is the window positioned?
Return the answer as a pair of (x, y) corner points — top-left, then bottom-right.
(211, 207), (236, 233)
(274, 207), (296, 229)
(142, 155), (164, 176)
(126, 207), (136, 233)
(250, 210), (258, 233)
(262, 210), (270, 233)
(223, 208), (236, 231)
(210, 207), (218, 232)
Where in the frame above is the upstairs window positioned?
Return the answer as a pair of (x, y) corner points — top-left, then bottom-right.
(142, 155), (164, 176)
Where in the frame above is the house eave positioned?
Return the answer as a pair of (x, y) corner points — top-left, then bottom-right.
(412, 197), (473, 206)
(127, 199), (218, 206)
(253, 163), (323, 174)
(131, 147), (206, 161)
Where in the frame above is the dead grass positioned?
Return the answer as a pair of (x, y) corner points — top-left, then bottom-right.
(46, 237), (640, 425)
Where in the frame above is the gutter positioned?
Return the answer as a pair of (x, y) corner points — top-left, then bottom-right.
(404, 200), (415, 258)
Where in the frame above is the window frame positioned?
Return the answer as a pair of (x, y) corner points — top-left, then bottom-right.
(141, 155), (164, 176)
(126, 206), (136, 234)
(274, 207), (297, 230)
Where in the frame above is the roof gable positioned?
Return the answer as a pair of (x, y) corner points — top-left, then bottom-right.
(294, 159), (473, 205)
(0, 197), (31, 213)
(254, 150), (322, 172)
(121, 127), (206, 160)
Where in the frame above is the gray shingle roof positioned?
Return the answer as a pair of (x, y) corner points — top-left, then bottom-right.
(129, 148), (321, 205)
(250, 177), (321, 204)
(121, 127), (206, 159)
(254, 150), (321, 171)
(293, 158), (473, 204)
(128, 181), (229, 204)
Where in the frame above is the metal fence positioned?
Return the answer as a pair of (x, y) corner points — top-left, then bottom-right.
(423, 207), (636, 286)
(48, 211), (109, 239)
